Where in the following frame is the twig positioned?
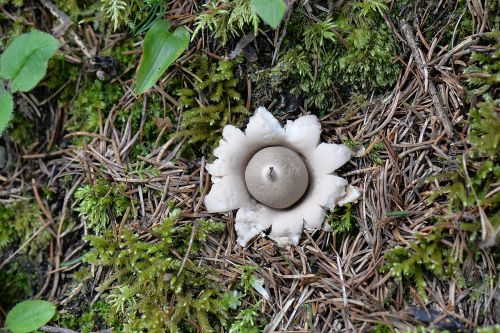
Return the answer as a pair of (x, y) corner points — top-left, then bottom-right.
(40, 326), (78, 333)
(400, 19), (454, 138)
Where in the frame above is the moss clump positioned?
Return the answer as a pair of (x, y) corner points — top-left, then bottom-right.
(58, 300), (115, 333)
(7, 111), (37, 146)
(0, 201), (49, 253)
(327, 204), (356, 235)
(193, 0), (260, 45)
(0, 202), (50, 310)
(0, 260), (38, 311)
(176, 55), (249, 152)
(228, 266), (268, 332)
(253, 0), (399, 112)
(83, 208), (238, 332)
(384, 221), (464, 301)
(74, 180), (133, 234)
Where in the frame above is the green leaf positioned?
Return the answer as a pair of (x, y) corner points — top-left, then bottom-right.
(0, 30), (59, 93)
(0, 86), (13, 134)
(252, 0), (287, 29)
(135, 19), (190, 94)
(6, 300), (56, 333)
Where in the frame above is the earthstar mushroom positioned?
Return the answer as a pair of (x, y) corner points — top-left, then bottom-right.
(204, 107), (360, 246)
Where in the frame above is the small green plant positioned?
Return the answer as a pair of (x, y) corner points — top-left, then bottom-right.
(83, 208), (233, 332)
(372, 322), (392, 333)
(327, 204), (356, 234)
(6, 300), (56, 333)
(135, 19), (189, 94)
(384, 222), (463, 301)
(227, 266), (268, 332)
(0, 261), (39, 311)
(101, 0), (128, 31)
(229, 305), (262, 333)
(0, 30), (59, 133)
(74, 180), (132, 234)
(176, 55), (249, 151)
(193, 0), (260, 45)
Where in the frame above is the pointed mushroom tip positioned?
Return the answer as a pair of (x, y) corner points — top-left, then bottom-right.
(254, 106), (270, 114)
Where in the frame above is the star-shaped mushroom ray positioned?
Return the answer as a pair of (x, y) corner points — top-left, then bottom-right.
(300, 174), (348, 230)
(211, 125), (249, 172)
(284, 115), (321, 155)
(245, 106), (285, 149)
(205, 125), (252, 213)
(235, 202), (305, 247)
(307, 142), (353, 174)
(235, 201), (273, 246)
(204, 173), (251, 212)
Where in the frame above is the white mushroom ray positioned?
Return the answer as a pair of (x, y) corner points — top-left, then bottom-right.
(284, 114), (321, 155)
(204, 173), (251, 213)
(245, 107), (285, 149)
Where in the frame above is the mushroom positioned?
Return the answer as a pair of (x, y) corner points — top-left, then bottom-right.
(204, 107), (360, 246)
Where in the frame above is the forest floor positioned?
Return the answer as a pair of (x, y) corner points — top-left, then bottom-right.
(0, 0), (498, 332)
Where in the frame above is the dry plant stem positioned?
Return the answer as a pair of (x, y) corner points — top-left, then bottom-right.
(40, 0), (92, 58)
(400, 19), (454, 138)
(39, 0), (71, 37)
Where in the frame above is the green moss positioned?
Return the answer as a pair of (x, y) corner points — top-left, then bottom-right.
(327, 203), (356, 235)
(0, 260), (36, 311)
(372, 323), (392, 333)
(58, 301), (114, 333)
(83, 208), (237, 332)
(0, 201), (49, 254)
(253, 0), (399, 112)
(193, 0), (260, 45)
(384, 221), (464, 302)
(67, 80), (122, 138)
(0, 0), (23, 6)
(175, 55), (249, 152)
(0, 202), (51, 311)
(74, 179), (133, 234)
(8, 111), (36, 146)
(228, 305), (263, 333)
